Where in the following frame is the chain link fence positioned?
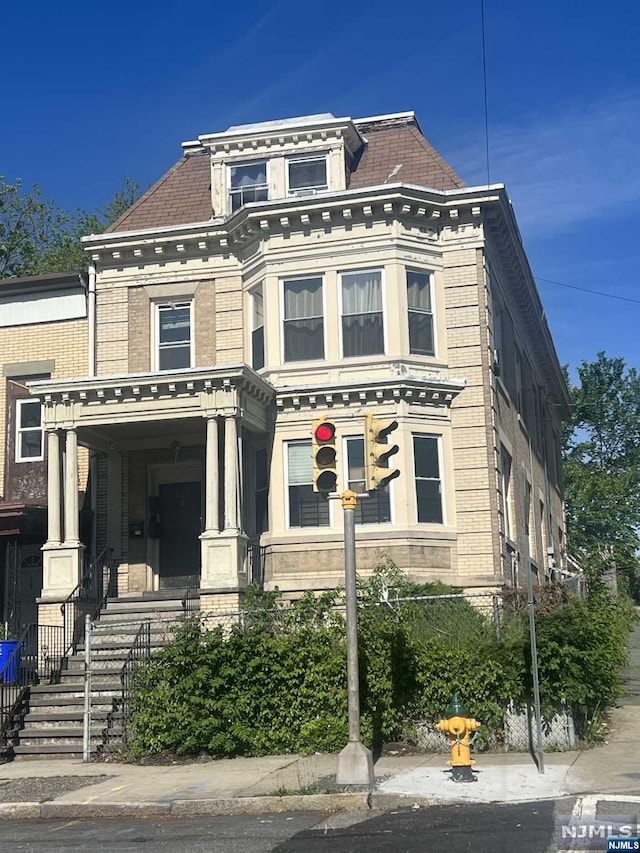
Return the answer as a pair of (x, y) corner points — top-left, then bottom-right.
(382, 591), (576, 752)
(123, 584), (579, 756)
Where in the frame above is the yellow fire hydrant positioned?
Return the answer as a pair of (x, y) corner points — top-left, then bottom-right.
(436, 693), (481, 782)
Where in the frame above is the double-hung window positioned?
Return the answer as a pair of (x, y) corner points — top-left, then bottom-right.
(251, 286), (265, 370)
(283, 277), (324, 362)
(157, 302), (192, 370)
(16, 398), (44, 462)
(229, 161), (268, 212)
(287, 154), (328, 195)
(341, 270), (384, 358)
(287, 441), (330, 528)
(413, 435), (443, 523)
(345, 437), (391, 524)
(407, 269), (435, 356)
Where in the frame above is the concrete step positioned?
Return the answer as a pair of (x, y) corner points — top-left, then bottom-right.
(23, 710), (111, 726)
(67, 655), (129, 673)
(29, 682), (121, 701)
(18, 726), (104, 746)
(13, 744), (85, 758)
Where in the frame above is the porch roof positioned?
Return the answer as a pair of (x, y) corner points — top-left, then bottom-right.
(28, 365), (275, 450)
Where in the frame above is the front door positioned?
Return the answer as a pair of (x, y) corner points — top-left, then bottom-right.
(158, 481), (201, 589)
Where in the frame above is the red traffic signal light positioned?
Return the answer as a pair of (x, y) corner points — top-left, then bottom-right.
(312, 416), (338, 493)
(314, 421), (335, 444)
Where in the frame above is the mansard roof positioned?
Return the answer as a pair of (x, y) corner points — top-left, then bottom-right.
(107, 112), (465, 234)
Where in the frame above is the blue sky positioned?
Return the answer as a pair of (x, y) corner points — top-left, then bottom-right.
(2, 0), (638, 373)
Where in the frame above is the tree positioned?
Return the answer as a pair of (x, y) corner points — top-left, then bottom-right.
(0, 176), (141, 278)
(563, 352), (640, 593)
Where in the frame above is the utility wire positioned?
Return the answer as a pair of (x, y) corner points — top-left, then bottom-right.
(481, 0), (491, 188)
(535, 276), (640, 306)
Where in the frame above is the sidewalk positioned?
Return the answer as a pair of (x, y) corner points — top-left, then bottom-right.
(1, 619), (638, 819)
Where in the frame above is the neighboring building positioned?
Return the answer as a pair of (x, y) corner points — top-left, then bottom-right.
(28, 111), (570, 621)
(0, 272), (88, 634)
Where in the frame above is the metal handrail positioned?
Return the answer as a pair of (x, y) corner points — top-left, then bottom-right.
(60, 548), (114, 657)
(101, 620), (151, 754)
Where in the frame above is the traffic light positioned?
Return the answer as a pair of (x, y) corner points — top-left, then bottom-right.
(312, 416), (338, 493)
(364, 411), (400, 491)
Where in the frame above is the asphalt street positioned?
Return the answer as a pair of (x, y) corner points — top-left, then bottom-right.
(0, 801), (558, 853)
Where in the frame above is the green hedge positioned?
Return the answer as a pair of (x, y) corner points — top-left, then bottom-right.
(128, 566), (634, 757)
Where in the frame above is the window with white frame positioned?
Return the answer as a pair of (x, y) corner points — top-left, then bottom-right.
(406, 269), (435, 356)
(229, 161), (268, 212)
(287, 154), (328, 195)
(157, 302), (192, 370)
(251, 286), (265, 370)
(16, 398), (44, 462)
(345, 437), (391, 524)
(413, 435), (443, 523)
(287, 441), (330, 528)
(500, 445), (513, 541)
(283, 277), (324, 362)
(341, 270), (384, 358)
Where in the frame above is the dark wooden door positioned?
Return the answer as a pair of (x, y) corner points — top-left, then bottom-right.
(158, 481), (201, 588)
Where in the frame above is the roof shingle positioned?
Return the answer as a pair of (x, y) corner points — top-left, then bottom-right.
(349, 119), (465, 191)
(107, 152), (211, 233)
(107, 115), (464, 234)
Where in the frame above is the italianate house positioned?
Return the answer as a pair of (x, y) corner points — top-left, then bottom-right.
(25, 111), (569, 623)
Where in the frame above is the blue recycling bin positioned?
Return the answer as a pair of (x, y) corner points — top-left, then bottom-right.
(0, 639), (21, 684)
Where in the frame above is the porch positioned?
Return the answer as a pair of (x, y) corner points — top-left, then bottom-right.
(29, 365), (275, 619)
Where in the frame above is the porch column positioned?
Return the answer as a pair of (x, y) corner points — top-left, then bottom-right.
(63, 427), (80, 544)
(204, 416), (219, 532)
(47, 430), (62, 544)
(224, 413), (239, 532)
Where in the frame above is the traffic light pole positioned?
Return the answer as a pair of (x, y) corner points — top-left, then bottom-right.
(336, 489), (375, 787)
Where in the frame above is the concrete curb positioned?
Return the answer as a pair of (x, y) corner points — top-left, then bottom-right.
(0, 792), (442, 820)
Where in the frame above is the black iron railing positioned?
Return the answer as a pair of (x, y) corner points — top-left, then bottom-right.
(102, 620), (151, 754)
(1, 623), (67, 752)
(60, 548), (114, 657)
(181, 587), (200, 613)
(248, 541), (266, 586)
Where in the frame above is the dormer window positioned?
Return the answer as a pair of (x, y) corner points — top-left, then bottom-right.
(229, 161), (268, 212)
(287, 154), (328, 196)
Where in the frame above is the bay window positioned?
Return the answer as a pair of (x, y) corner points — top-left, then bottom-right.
(251, 285), (265, 370)
(414, 435), (443, 523)
(407, 269), (435, 356)
(341, 270), (384, 357)
(287, 441), (330, 528)
(283, 277), (324, 362)
(345, 437), (391, 524)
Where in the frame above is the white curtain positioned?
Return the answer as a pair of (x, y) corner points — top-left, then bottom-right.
(341, 271), (382, 315)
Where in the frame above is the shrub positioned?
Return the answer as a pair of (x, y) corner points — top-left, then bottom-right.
(127, 562), (634, 757)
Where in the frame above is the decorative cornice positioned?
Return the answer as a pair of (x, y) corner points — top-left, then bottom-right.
(275, 375), (465, 412)
(82, 183), (501, 265)
(28, 364), (275, 408)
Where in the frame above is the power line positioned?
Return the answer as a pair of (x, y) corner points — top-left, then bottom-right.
(480, 0), (491, 188)
(535, 276), (640, 306)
